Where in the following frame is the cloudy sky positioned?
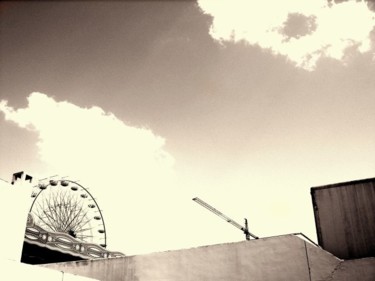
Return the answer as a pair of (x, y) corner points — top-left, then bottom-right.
(1, 0), (375, 255)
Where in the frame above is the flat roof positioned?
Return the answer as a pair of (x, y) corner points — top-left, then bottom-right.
(311, 177), (375, 192)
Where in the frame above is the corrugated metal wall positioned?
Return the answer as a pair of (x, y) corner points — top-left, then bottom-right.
(311, 178), (375, 259)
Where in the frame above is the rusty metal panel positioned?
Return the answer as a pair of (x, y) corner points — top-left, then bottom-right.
(311, 178), (375, 259)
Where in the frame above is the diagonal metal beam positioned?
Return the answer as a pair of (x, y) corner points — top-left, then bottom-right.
(193, 197), (259, 240)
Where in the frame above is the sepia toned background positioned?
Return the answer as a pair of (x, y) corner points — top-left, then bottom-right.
(1, 0), (374, 255)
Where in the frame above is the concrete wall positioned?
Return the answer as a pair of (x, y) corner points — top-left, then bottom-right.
(311, 178), (375, 259)
(43, 235), (347, 281)
(2, 258), (97, 281)
(332, 258), (375, 281)
(0, 174), (33, 262)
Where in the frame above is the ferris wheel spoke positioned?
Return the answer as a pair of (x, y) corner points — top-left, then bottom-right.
(54, 193), (71, 227)
(64, 206), (87, 232)
(42, 209), (57, 225)
(35, 200), (59, 232)
(35, 213), (56, 232)
(64, 216), (83, 232)
(76, 236), (94, 241)
(74, 227), (94, 233)
(45, 197), (62, 228)
(64, 204), (84, 230)
(73, 214), (91, 230)
(77, 234), (93, 238)
(61, 204), (77, 230)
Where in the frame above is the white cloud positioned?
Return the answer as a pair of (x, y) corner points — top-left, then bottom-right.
(198, 0), (375, 70)
(0, 93), (174, 182)
(0, 92), (177, 254)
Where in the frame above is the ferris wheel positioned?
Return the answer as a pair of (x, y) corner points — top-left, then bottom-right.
(29, 178), (107, 248)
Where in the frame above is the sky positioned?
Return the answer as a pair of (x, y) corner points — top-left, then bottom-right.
(0, 0), (375, 256)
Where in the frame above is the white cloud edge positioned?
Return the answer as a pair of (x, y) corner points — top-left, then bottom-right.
(198, 0), (375, 70)
(0, 92), (175, 182)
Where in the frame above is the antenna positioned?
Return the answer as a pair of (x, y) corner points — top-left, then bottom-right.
(192, 197), (259, 240)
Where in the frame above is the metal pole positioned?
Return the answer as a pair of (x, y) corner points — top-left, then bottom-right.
(193, 197), (259, 240)
(244, 218), (250, 240)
